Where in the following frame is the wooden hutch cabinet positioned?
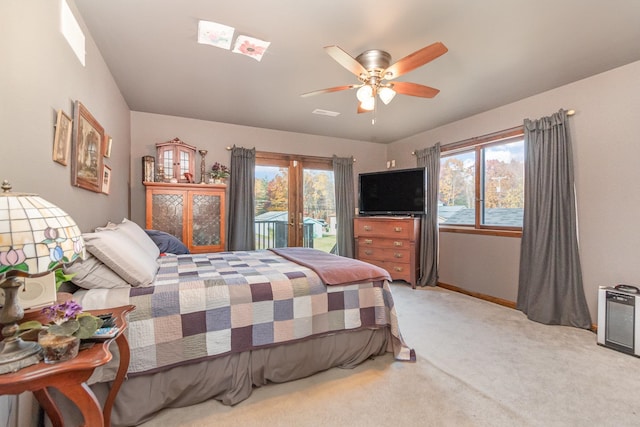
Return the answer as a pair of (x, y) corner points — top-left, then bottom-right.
(354, 216), (421, 288)
(156, 137), (196, 183)
(144, 182), (226, 253)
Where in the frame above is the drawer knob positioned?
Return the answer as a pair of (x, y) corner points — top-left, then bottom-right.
(394, 266), (403, 272)
(394, 253), (403, 258)
(394, 227), (403, 232)
(364, 225), (372, 231)
(364, 239), (373, 245)
(364, 250), (373, 256)
(393, 241), (403, 247)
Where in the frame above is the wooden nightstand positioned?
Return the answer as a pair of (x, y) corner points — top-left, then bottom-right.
(0, 305), (135, 427)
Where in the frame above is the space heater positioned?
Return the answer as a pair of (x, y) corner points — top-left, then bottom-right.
(597, 286), (640, 356)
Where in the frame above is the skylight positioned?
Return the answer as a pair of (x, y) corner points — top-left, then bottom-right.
(60, 0), (85, 66)
(197, 20), (270, 61)
(197, 20), (234, 50)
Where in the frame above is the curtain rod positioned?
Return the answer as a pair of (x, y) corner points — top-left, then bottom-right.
(225, 146), (356, 162)
(412, 109), (575, 155)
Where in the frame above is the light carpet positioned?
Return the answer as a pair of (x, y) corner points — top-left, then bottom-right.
(140, 284), (640, 426)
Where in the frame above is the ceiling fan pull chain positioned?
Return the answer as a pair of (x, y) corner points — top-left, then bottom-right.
(372, 99), (377, 125)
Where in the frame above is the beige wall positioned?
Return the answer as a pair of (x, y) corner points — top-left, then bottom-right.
(388, 60), (640, 323)
(0, 1), (131, 425)
(0, 0), (131, 232)
(129, 112), (388, 227)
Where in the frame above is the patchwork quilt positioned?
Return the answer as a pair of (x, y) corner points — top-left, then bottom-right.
(119, 250), (413, 375)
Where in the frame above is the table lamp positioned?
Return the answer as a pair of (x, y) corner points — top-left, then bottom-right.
(0, 180), (84, 374)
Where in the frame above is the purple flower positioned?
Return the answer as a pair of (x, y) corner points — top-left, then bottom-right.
(42, 300), (84, 325)
(210, 162), (230, 178)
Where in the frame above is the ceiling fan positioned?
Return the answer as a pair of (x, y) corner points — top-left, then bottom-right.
(301, 42), (448, 113)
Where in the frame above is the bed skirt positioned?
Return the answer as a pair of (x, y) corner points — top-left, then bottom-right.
(49, 327), (391, 426)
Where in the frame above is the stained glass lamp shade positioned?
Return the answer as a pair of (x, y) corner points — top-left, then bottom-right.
(0, 180), (85, 373)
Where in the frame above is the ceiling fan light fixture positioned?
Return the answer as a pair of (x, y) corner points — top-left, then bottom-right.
(303, 42), (448, 112)
(360, 97), (375, 111)
(378, 86), (396, 105)
(356, 85), (374, 102)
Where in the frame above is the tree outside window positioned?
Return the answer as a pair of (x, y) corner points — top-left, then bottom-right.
(438, 132), (524, 231)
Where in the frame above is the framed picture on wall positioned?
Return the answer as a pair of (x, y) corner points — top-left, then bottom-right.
(102, 165), (112, 194)
(52, 109), (72, 166)
(71, 101), (104, 192)
(103, 135), (112, 158)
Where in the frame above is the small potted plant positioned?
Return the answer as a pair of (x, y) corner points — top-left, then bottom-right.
(209, 162), (230, 183)
(21, 300), (103, 363)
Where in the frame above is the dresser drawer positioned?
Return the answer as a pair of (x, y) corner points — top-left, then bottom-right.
(358, 237), (411, 250)
(355, 219), (415, 239)
(361, 259), (413, 283)
(357, 245), (411, 263)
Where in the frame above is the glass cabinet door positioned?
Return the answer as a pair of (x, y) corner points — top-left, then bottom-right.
(177, 146), (194, 181)
(188, 189), (225, 252)
(157, 146), (174, 180)
(151, 192), (185, 240)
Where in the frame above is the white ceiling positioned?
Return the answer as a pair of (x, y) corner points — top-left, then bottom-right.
(75, 0), (640, 144)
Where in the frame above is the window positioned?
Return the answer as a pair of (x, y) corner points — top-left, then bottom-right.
(438, 128), (524, 234)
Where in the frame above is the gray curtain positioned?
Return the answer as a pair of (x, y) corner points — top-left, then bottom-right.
(415, 144), (440, 286)
(332, 156), (355, 258)
(517, 109), (591, 328)
(227, 146), (256, 251)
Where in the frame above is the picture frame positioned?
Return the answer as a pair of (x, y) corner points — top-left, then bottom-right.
(102, 165), (112, 194)
(71, 101), (104, 192)
(103, 135), (112, 158)
(52, 109), (72, 166)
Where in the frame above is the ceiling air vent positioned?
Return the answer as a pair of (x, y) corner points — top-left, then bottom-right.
(312, 109), (340, 117)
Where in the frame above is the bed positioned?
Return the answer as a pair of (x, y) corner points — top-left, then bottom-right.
(52, 219), (414, 426)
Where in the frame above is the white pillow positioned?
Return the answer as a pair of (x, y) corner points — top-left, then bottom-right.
(63, 254), (130, 289)
(96, 218), (160, 259)
(83, 230), (159, 287)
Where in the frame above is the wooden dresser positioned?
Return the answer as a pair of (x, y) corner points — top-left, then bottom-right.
(354, 216), (421, 288)
(144, 182), (226, 253)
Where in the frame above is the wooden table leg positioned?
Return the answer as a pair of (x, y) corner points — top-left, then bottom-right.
(33, 388), (64, 427)
(56, 382), (104, 427)
(103, 333), (130, 427)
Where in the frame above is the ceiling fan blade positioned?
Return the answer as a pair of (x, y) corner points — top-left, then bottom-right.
(301, 84), (360, 98)
(324, 45), (369, 77)
(384, 42), (448, 80)
(392, 81), (440, 98)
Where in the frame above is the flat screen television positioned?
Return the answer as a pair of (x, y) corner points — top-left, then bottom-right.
(358, 167), (426, 216)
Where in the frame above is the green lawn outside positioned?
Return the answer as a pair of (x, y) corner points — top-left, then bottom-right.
(313, 235), (337, 253)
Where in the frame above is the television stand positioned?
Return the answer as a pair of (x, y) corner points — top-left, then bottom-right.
(354, 216), (421, 288)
